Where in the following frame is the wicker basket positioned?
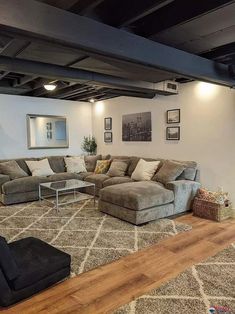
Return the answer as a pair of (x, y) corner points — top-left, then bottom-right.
(193, 197), (233, 222)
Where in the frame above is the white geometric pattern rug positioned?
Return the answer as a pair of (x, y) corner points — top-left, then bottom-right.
(114, 244), (235, 314)
(0, 197), (191, 276)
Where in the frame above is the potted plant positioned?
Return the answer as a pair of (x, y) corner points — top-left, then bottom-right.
(81, 136), (97, 155)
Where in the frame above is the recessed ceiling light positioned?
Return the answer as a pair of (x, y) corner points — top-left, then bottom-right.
(44, 83), (57, 91)
(89, 98), (95, 103)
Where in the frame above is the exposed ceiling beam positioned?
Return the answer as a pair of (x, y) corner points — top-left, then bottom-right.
(0, 0), (234, 87)
(49, 84), (92, 99)
(0, 37), (31, 81)
(38, 0), (79, 10)
(13, 75), (37, 87)
(133, 0), (234, 38)
(104, 88), (156, 99)
(0, 70), (9, 79)
(69, 0), (105, 14)
(200, 42), (235, 60)
(115, 0), (175, 28)
(0, 38), (30, 56)
(0, 56), (162, 94)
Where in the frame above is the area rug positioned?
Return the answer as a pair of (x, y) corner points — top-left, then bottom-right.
(0, 197), (191, 275)
(114, 244), (235, 314)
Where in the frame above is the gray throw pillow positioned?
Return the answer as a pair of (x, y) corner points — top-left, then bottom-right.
(0, 160), (28, 180)
(154, 160), (185, 184)
(107, 159), (129, 177)
(84, 155), (102, 172)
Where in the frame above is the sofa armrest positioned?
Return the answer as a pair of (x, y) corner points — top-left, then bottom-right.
(0, 174), (10, 193)
(166, 180), (201, 214)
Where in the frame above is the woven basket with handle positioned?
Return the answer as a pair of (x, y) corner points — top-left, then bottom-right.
(193, 197), (233, 222)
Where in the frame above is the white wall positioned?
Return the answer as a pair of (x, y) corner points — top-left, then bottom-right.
(92, 81), (235, 204)
(0, 94), (92, 158)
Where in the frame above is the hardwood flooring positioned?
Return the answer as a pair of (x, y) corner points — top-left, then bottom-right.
(1, 214), (235, 314)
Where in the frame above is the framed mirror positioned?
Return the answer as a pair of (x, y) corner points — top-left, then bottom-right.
(27, 114), (69, 149)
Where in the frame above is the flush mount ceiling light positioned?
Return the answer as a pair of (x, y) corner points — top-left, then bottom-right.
(43, 83), (57, 91)
(89, 98), (95, 103)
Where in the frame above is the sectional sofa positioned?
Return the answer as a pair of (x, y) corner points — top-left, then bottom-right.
(0, 155), (200, 224)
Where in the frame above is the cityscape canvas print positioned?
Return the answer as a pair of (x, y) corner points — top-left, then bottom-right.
(122, 112), (152, 141)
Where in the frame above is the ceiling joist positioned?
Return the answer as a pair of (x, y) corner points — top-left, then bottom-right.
(0, 0), (234, 87)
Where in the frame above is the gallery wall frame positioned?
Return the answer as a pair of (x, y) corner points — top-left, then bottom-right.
(166, 126), (180, 140)
(166, 109), (180, 124)
(104, 117), (112, 130)
(104, 131), (112, 143)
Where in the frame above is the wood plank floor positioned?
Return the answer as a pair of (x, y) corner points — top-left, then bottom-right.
(1, 214), (235, 314)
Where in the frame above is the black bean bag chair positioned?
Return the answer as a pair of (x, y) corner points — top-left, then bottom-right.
(0, 236), (71, 307)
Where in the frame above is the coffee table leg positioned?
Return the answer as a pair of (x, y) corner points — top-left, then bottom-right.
(39, 185), (41, 203)
(56, 190), (59, 213)
(93, 185), (96, 206)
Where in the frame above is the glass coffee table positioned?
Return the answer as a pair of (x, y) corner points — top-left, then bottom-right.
(39, 179), (95, 212)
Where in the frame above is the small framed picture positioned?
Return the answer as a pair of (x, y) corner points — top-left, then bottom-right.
(167, 109), (180, 124)
(104, 117), (112, 130)
(166, 127), (180, 140)
(46, 122), (52, 130)
(104, 132), (112, 143)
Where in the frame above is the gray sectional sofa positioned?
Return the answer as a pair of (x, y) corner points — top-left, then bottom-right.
(0, 155), (200, 225)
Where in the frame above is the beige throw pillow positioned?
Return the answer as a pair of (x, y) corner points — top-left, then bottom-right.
(64, 156), (87, 173)
(131, 159), (160, 181)
(154, 160), (186, 184)
(107, 159), (129, 177)
(26, 159), (54, 176)
(0, 160), (28, 180)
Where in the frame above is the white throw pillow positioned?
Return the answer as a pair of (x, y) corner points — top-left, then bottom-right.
(64, 156), (87, 173)
(131, 159), (160, 181)
(26, 159), (54, 177)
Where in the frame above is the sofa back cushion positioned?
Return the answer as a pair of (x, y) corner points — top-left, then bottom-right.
(84, 155), (102, 172)
(128, 156), (163, 177)
(131, 159), (160, 181)
(0, 236), (19, 281)
(47, 156), (66, 173)
(94, 160), (112, 174)
(64, 156), (87, 173)
(0, 160), (28, 180)
(173, 160), (197, 181)
(154, 160), (186, 184)
(107, 159), (129, 177)
(26, 159), (54, 177)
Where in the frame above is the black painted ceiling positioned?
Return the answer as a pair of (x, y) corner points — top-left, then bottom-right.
(0, 0), (234, 101)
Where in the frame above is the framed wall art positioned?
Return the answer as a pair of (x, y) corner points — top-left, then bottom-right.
(104, 132), (112, 143)
(104, 117), (112, 130)
(166, 127), (180, 140)
(167, 109), (180, 124)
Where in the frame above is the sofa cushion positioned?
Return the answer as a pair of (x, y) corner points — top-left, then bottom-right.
(47, 172), (80, 182)
(26, 159), (54, 177)
(100, 181), (174, 211)
(47, 156), (66, 173)
(131, 159), (160, 181)
(85, 174), (110, 188)
(9, 237), (70, 291)
(107, 159), (129, 177)
(154, 160), (186, 184)
(94, 160), (112, 174)
(64, 156), (87, 173)
(84, 155), (102, 172)
(0, 236), (19, 281)
(103, 176), (134, 187)
(127, 157), (163, 177)
(174, 160), (197, 181)
(77, 171), (93, 180)
(0, 160), (28, 180)
(2, 176), (51, 195)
